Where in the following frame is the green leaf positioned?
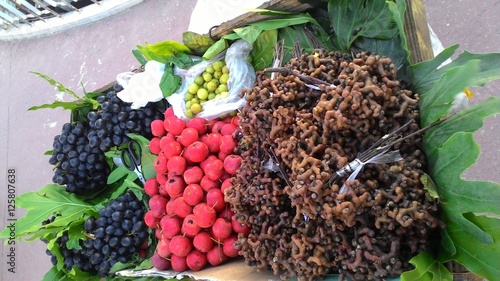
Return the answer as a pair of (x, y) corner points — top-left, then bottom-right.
(423, 97), (500, 162)
(251, 29), (278, 71)
(31, 72), (81, 100)
(328, 0), (397, 52)
(165, 52), (195, 69)
(203, 13), (320, 60)
(66, 222), (86, 250)
(183, 31), (216, 56)
(387, 0), (409, 63)
(401, 250), (452, 281)
(203, 38), (229, 60)
(440, 214), (500, 280)
(145, 40), (191, 56)
(41, 266), (68, 281)
(68, 266), (100, 281)
(410, 48), (500, 94)
(430, 132), (500, 244)
(0, 184), (97, 240)
(159, 65), (182, 98)
(28, 100), (84, 111)
(107, 165), (132, 185)
(419, 60), (481, 126)
(132, 49), (148, 65)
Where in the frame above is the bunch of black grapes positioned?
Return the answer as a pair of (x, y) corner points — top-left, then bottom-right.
(44, 191), (148, 277)
(49, 84), (164, 195)
(87, 84), (164, 152)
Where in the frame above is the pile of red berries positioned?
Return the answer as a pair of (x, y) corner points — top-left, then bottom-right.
(144, 109), (249, 271)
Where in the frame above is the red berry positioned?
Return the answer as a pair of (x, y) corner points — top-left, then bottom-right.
(149, 195), (168, 218)
(183, 184), (204, 206)
(184, 141), (209, 163)
(204, 133), (222, 153)
(172, 197), (192, 218)
(232, 219), (251, 235)
(206, 245), (228, 266)
(187, 117), (208, 135)
(154, 155), (168, 174)
(200, 176), (219, 192)
(165, 175), (186, 198)
(150, 137), (161, 154)
(193, 231), (213, 253)
(206, 188), (226, 212)
(162, 140), (182, 159)
(159, 216), (182, 239)
(222, 235), (239, 257)
(157, 239), (172, 258)
(220, 123), (236, 136)
(167, 155), (187, 176)
(152, 252), (171, 270)
(193, 203), (217, 228)
(181, 214), (201, 238)
(164, 116), (186, 136)
(163, 107), (174, 118)
(186, 250), (207, 271)
(144, 210), (160, 228)
(170, 235), (193, 257)
(223, 155), (242, 174)
(156, 173), (167, 185)
(151, 119), (166, 137)
(203, 158), (224, 181)
(220, 178), (232, 194)
(211, 218), (232, 240)
(171, 255), (188, 272)
(211, 121), (225, 134)
(219, 135), (237, 154)
(183, 166), (204, 184)
(144, 178), (159, 196)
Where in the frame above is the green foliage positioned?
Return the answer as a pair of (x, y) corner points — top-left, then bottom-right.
(439, 214), (500, 280)
(203, 13), (322, 60)
(183, 31), (216, 56)
(328, 0), (398, 53)
(401, 250), (453, 281)
(416, 46), (500, 279)
(251, 29), (278, 71)
(0, 185), (97, 241)
(410, 46), (500, 96)
(136, 40), (191, 63)
(28, 72), (101, 123)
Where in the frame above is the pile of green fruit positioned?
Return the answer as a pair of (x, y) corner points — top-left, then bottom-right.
(184, 60), (230, 118)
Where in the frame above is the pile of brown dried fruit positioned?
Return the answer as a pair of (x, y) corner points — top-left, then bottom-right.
(225, 50), (441, 281)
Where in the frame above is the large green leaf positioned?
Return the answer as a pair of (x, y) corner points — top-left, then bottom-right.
(328, 0), (398, 52)
(251, 29), (278, 71)
(400, 250), (452, 281)
(423, 97), (500, 163)
(410, 47), (500, 94)
(419, 60), (481, 126)
(430, 132), (500, 244)
(440, 214), (500, 280)
(203, 13), (321, 60)
(0, 184), (97, 240)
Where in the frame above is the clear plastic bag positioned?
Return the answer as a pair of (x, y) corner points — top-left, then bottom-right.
(167, 39), (256, 120)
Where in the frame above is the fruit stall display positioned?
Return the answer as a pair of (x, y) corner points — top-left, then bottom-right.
(2, 1), (500, 281)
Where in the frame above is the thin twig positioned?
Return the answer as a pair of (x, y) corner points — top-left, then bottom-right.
(259, 67), (333, 87)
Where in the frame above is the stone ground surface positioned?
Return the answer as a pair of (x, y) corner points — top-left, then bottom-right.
(0, 0), (498, 280)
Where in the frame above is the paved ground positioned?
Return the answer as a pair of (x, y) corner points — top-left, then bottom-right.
(0, 1), (498, 280)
